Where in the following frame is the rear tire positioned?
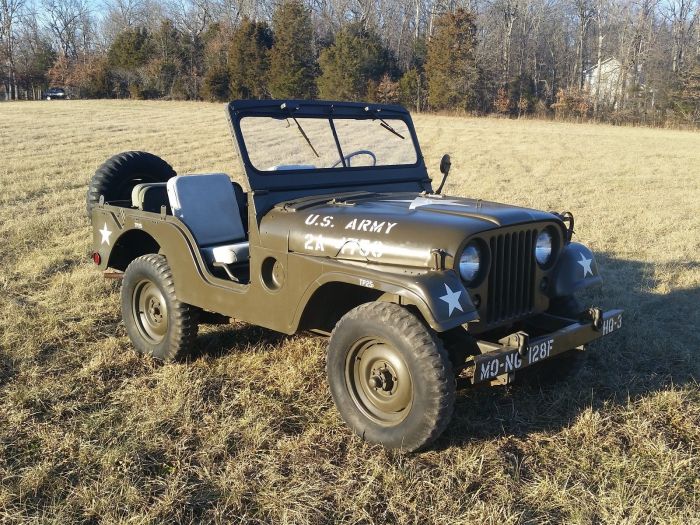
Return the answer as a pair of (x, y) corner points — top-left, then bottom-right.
(121, 254), (198, 361)
(327, 302), (455, 451)
(86, 151), (176, 217)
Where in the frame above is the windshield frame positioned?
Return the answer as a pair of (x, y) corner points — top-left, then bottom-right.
(227, 100), (428, 192)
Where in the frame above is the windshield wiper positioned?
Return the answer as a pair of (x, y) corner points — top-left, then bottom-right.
(290, 117), (319, 158)
(377, 117), (405, 140)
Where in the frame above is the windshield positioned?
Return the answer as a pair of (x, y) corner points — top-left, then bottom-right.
(239, 115), (418, 172)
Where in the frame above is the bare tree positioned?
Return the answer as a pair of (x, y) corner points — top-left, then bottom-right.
(1, 0), (26, 99)
(41, 0), (90, 59)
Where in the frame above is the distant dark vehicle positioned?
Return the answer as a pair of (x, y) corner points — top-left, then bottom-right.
(44, 87), (67, 100)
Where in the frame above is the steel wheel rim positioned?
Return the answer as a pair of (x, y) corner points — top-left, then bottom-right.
(345, 337), (413, 425)
(132, 279), (168, 344)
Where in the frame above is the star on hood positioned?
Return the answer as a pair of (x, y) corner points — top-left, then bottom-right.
(386, 196), (470, 210)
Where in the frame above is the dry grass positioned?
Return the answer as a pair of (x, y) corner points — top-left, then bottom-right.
(1, 100), (699, 524)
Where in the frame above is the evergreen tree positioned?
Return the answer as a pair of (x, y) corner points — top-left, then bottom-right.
(228, 17), (272, 99)
(398, 68), (423, 110)
(425, 9), (479, 111)
(150, 20), (185, 99)
(202, 23), (230, 101)
(108, 27), (153, 71)
(108, 27), (154, 98)
(268, 0), (316, 98)
(317, 22), (393, 101)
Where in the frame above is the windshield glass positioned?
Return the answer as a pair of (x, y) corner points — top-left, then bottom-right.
(239, 116), (417, 172)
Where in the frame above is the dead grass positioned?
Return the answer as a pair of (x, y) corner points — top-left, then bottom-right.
(0, 100), (699, 524)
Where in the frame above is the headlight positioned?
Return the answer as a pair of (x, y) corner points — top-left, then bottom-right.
(535, 230), (553, 265)
(459, 242), (481, 283)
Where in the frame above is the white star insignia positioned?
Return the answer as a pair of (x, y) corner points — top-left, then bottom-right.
(439, 283), (464, 316)
(99, 223), (112, 245)
(386, 197), (470, 210)
(577, 252), (593, 277)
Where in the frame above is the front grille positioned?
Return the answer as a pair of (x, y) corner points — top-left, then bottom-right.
(485, 229), (537, 325)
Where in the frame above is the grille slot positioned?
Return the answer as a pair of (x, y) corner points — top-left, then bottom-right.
(486, 229), (537, 324)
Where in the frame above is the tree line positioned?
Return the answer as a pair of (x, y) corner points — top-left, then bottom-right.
(1, 0), (699, 127)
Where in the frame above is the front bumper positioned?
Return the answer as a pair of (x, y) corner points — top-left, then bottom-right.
(471, 308), (623, 384)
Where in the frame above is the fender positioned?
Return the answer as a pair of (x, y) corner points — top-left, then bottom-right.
(292, 262), (479, 332)
(548, 242), (602, 297)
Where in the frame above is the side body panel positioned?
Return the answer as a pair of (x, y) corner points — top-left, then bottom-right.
(91, 201), (477, 334)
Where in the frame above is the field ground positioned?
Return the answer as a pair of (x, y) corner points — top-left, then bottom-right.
(0, 100), (699, 524)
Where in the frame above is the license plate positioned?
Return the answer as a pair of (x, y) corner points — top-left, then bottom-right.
(472, 311), (623, 384)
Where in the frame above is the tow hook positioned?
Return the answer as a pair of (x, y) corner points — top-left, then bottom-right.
(586, 307), (603, 331)
(499, 331), (529, 356)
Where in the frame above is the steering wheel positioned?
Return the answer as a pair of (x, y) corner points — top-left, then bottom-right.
(331, 149), (377, 168)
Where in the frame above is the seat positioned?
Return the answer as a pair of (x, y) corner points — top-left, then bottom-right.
(131, 182), (170, 213)
(166, 174), (249, 278)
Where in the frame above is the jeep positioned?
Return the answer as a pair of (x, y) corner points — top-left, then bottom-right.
(87, 100), (623, 451)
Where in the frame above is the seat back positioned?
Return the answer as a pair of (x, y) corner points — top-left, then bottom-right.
(167, 174), (246, 246)
(131, 183), (169, 213)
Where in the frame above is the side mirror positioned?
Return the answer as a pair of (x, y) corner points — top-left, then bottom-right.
(439, 154), (451, 175)
(436, 154), (451, 194)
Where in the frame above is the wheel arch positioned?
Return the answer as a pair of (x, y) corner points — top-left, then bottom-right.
(297, 281), (385, 334)
(108, 229), (161, 271)
(294, 270), (478, 334)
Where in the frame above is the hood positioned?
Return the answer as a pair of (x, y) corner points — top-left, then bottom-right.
(260, 192), (561, 267)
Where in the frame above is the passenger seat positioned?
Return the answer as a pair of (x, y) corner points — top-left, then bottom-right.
(166, 174), (249, 278)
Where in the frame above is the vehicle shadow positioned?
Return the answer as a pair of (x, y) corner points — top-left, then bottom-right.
(437, 253), (700, 449)
(191, 321), (289, 360)
(183, 253), (699, 450)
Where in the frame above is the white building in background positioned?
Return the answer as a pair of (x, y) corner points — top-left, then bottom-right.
(584, 57), (625, 107)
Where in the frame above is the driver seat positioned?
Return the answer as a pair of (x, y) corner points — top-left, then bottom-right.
(166, 174), (249, 278)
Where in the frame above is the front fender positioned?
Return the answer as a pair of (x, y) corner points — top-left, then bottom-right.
(549, 242), (602, 297)
(295, 263), (478, 332)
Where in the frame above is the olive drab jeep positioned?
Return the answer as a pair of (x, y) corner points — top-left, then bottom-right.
(87, 100), (623, 451)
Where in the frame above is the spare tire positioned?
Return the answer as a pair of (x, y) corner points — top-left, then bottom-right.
(86, 151), (176, 217)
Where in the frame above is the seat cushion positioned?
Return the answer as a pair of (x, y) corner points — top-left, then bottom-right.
(202, 242), (250, 265)
(167, 174), (246, 246)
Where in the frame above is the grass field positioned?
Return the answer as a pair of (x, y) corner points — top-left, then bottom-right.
(1, 100), (699, 524)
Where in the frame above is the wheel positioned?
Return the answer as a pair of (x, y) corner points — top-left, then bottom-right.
(86, 151), (176, 217)
(327, 302), (455, 451)
(121, 254), (198, 361)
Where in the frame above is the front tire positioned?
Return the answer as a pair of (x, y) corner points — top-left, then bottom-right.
(121, 255), (198, 361)
(327, 302), (455, 451)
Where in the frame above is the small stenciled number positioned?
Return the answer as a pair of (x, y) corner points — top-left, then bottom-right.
(528, 338), (554, 364)
(602, 315), (622, 335)
(340, 238), (384, 258)
(304, 233), (325, 252)
(359, 279), (374, 288)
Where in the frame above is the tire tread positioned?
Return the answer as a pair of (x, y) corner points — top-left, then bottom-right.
(328, 302), (455, 451)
